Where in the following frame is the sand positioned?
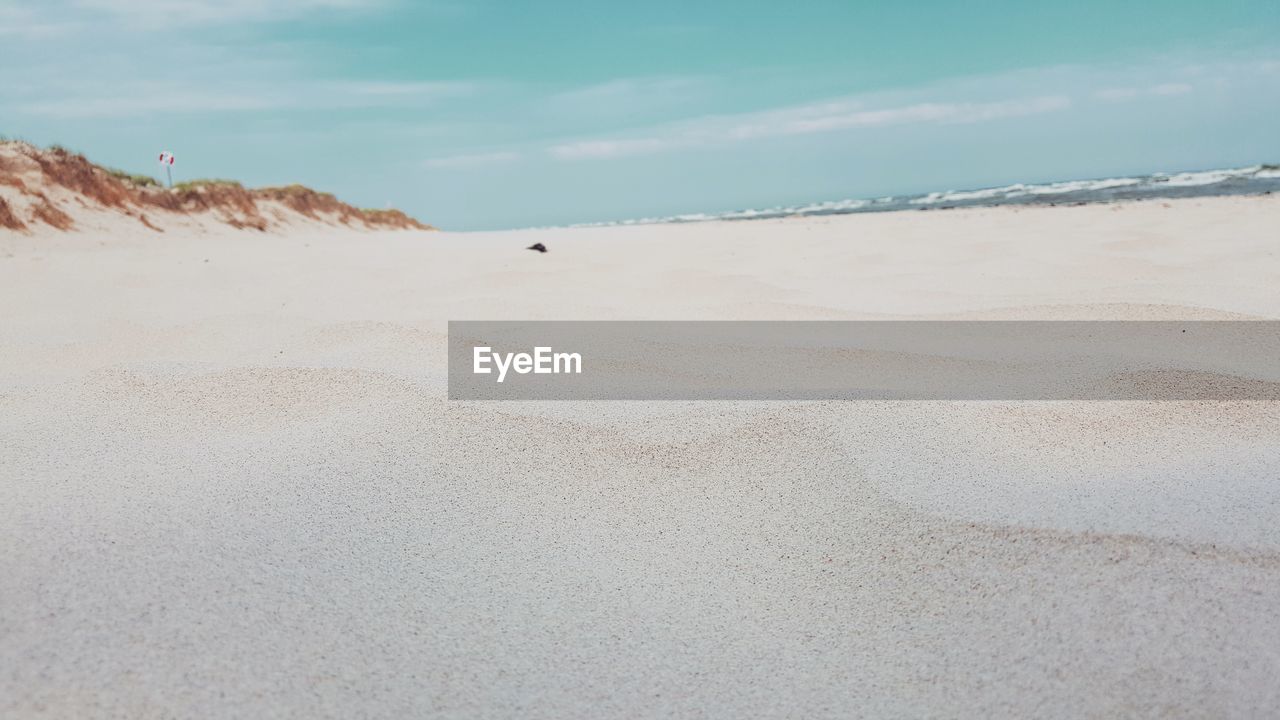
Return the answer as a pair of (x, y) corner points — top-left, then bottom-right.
(2, 195), (1279, 718)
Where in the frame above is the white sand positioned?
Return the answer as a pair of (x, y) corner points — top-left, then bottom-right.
(2, 195), (1279, 717)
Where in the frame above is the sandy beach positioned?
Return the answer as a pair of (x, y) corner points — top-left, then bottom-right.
(2, 195), (1279, 717)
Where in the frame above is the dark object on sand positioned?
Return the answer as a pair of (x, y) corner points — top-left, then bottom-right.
(527, 243), (548, 253)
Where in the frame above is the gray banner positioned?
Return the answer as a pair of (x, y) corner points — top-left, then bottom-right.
(447, 321), (1280, 400)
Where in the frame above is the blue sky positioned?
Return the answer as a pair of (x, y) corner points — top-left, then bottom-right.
(1, 1), (1278, 229)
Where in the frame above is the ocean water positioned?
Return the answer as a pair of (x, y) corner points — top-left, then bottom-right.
(571, 164), (1280, 228)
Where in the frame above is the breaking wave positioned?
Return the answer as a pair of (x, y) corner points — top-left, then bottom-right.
(569, 164), (1279, 228)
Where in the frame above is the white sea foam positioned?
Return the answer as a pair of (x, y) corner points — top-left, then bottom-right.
(1159, 166), (1258, 187)
(909, 176), (1148, 205)
(1024, 177), (1143, 195)
(911, 184), (1027, 205)
(561, 164), (1278, 228)
(1161, 171), (1229, 187)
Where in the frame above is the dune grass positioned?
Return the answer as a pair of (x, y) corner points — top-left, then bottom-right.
(106, 168), (160, 187)
(172, 179), (243, 192)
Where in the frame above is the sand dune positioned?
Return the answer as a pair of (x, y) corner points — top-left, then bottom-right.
(0, 141), (432, 235)
(2, 194), (1279, 717)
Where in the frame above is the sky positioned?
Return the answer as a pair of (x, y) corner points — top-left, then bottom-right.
(1, 1), (1278, 230)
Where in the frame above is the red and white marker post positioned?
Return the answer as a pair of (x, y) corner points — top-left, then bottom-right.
(158, 151), (175, 188)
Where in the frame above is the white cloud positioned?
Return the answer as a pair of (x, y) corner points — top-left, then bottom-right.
(1095, 82), (1194, 102)
(11, 75), (476, 118)
(0, 0), (393, 38)
(548, 94), (1072, 160)
(546, 76), (708, 106)
(1095, 87), (1139, 101)
(549, 137), (677, 160)
(539, 76), (712, 121)
(19, 92), (279, 119)
(72, 0), (378, 27)
(0, 5), (75, 36)
(777, 96), (1069, 135)
(0, 1), (473, 119)
(776, 102), (957, 134)
(341, 81), (470, 98)
(425, 151), (521, 168)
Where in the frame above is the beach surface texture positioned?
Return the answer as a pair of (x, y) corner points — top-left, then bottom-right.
(2, 193), (1279, 717)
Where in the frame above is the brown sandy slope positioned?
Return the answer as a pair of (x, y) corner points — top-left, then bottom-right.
(0, 141), (433, 233)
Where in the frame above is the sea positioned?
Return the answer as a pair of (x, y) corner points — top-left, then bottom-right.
(570, 164), (1280, 228)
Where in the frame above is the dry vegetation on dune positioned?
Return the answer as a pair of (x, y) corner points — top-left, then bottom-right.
(0, 140), (434, 233)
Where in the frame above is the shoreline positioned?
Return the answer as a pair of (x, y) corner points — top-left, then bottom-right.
(551, 165), (1280, 231)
